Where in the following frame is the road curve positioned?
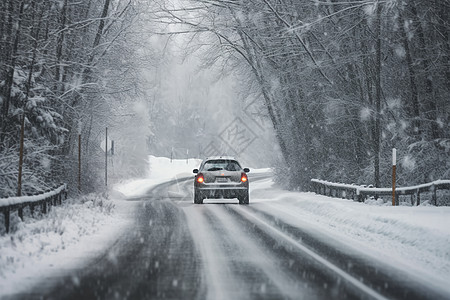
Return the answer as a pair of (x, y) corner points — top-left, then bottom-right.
(9, 176), (448, 300)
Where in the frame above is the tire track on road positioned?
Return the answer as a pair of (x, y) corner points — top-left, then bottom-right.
(246, 202), (449, 300)
(204, 204), (317, 299)
(228, 204), (390, 300)
(183, 205), (250, 300)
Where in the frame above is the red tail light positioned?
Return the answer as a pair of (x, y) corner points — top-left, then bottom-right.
(241, 173), (248, 182)
(197, 173), (204, 183)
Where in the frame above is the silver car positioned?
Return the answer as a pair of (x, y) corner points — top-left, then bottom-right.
(193, 157), (250, 204)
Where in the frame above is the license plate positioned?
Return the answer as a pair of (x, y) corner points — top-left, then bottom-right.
(216, 177), (227, 183)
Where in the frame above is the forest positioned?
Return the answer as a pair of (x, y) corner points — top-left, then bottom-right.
(0, 0), (156, 196)
(155, 0), (450, 189)
(1, 0), (449, 197)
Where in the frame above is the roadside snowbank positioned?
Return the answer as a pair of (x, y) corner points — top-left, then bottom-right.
(114, 155), (202, 198)
(0, 194), (130, 296)
(251, 178), (450, 294)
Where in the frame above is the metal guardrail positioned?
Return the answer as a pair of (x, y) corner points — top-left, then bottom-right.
(0, 184), (67, 234)
(311, 179), (450, 205)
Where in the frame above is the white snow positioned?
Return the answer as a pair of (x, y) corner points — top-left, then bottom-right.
(360, 106), (372, 122)
(363, 3), (376, 17)
(0, 184), (67, 207)
(250, 178), (450, 295)
(0, 194), (133, 297)
(114, 155), (202, 198)
(402, 154), (416, 171)
(394, 45), (406, 58)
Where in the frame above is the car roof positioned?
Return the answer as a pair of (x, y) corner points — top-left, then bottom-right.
(204, 156), (237, 161)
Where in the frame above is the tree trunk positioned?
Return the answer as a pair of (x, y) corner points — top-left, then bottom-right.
(55, 0), (68, 93)
(410, 0), (438, 140)
(374, 1), (382, 188)
(398, 8), (421, 137)
(1, 1), (24, 144)
(24, 0), (43, 102)
(90, 0), (111, 64)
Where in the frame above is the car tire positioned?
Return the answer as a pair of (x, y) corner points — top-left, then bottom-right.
(194, 191), (203, 204)
(239, 191), (249, 205)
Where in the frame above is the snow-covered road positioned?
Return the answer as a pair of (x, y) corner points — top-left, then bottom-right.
(3, 174), (447, 299)
(1, 156), (449, 299)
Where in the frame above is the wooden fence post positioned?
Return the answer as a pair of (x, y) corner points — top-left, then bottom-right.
(392, 148), (396, 206)
(4, 209), (10, 234)
(15, 114), (25, 223)
(17, 115), (25, 197)
(18, 206), (23, 220)
(432, 185), (437, 206)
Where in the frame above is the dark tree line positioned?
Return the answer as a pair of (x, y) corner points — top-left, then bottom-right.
(158, 0), (450, 189)
(0, 0), (153, 197)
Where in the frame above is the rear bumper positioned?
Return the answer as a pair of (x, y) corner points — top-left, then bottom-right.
(195, 184), (248, 199)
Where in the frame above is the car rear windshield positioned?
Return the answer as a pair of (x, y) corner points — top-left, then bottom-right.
(202, 160), (242, 172)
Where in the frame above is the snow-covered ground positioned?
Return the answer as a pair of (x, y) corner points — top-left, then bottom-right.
(0, 194), (132, 296)
(250, 178), (450, 293)
(1, 155), (449, 297)
(114, 155), (202, 198)
(0, 156), (202, 297)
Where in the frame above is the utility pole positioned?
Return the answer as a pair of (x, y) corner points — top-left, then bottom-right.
(17, 115), (25, 196)
(105, 127), (108, 186)
(374, 1), (382, 188)
(78, 134), (81, 192)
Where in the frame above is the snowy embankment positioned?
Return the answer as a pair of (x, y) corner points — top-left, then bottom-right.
(0, 194), (122, 296)
(251, 178), (450, 293)
(0, 155), (201, 297)
(114, 155), (202, 198)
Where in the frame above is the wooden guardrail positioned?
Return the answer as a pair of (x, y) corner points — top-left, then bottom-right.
(0, 184), (67, 234)
(311, 179), (450, 206)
